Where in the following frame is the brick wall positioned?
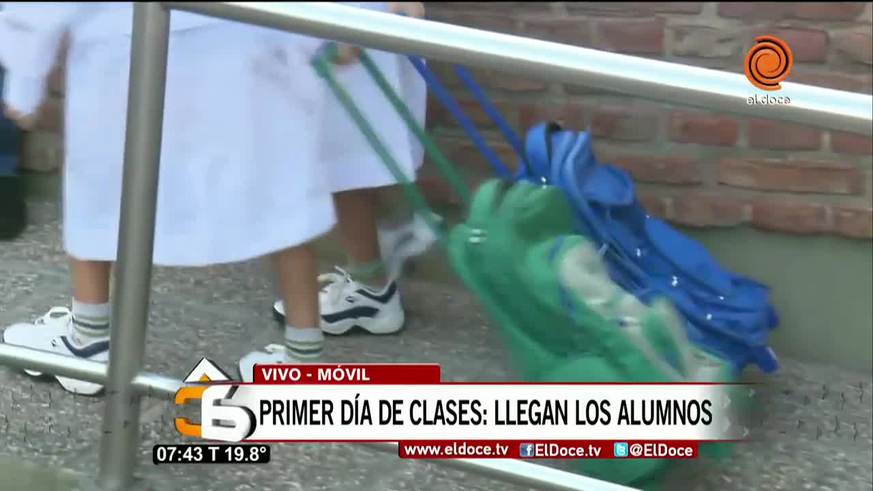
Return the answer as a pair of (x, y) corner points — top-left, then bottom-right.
(18, 2), (873, 238)
(422, 1), (873, 239)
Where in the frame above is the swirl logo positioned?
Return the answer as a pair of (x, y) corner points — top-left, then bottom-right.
(745, 35), (793, 91)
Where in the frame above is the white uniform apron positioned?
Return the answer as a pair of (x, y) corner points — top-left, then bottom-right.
(1, 3), (336, 266)
(320, 3), (427, 193)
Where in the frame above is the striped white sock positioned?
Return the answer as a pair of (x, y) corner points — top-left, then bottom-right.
(284, 326), (323, 360)
(71, 299), (110, 340)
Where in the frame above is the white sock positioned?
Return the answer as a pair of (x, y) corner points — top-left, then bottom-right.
(71, 299), (110, 341)
(284, 326), (323, 360)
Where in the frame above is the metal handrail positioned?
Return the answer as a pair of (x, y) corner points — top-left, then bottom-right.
(2, 2), (870, 490)
(165, 2), (872, 135)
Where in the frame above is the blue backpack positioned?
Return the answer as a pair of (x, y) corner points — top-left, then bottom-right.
(412, 58), (780, 374)
(520, 122), (779, 373)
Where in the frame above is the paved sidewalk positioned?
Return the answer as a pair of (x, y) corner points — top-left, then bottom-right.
(0, 201), (870, 491)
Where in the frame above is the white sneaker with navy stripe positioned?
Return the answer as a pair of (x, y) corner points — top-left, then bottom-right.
(2, 306), (109, 395)
(273, 267), (405, 335)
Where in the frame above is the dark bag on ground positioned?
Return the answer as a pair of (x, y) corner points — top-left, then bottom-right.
(0, 67), (28, 240)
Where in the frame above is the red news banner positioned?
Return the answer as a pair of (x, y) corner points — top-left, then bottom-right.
(231, 363), (740, 454)
(253, 363), (441, 384)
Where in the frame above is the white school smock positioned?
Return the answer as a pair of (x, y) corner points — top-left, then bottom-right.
(319, 2), (426, 193)
(0, 3), (336, 266)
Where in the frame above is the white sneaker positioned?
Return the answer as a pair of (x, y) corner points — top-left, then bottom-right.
(1, 306), (109, 395)
(2, 307), (72, 376)
(238, 344), (300, 383)
(378, 212), (443, 278)
(273, 267), (405, 336)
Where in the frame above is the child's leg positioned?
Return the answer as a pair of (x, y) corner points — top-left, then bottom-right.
(239, 242), (324, 381)
(71, 257), (111, 303)
(274, 244), (319, 328)
(69, 257), (112, 339)
(334, 188), (388, 288)
(274, 243), (323, 359)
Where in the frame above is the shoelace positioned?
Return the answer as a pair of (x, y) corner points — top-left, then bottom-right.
(318, 266), (357, 307)
(264, 344), (287, 355)
(35, 306), (72, 326)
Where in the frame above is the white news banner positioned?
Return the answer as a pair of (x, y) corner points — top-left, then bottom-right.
(194, 384), (743, 443)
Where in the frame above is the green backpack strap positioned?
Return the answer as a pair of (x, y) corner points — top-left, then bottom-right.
(356, 50), (472, 206)
(311, 45), (449, 244)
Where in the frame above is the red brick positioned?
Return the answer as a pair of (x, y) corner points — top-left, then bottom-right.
(425, 62), (462, 87)
(791, 71), (866, 92)
(426, 95), (443, 127)
(751, 201), (829, 234)
(792, 3), (866, 21)
(428, 13), (519, 34)
(566, 2), (655, 17)
(567, 2), (700, 15)
(831, 132), (873, 155)
(833, 207), (873, 239)
(638, 193), (670, 218)
(747, 119), (822, 150)
(718, 158), (864, 195)
(672, 193), (748, 227)
(488, 72), (548, 93)
(519, 103), (586, 130)
(756, 28), (829, 63)
(591, 107), (659, 142)
(834, 32), (873, 65)
(449, 66), (547, 93)
(650, 3), (704, 14)
(669, 111), (739, 147)
(672, 26), (740, 58)
(523, 17), (593, 46)
(428, 3), (540, 15)
(719, 2), (791, 19)
(595, 19), (666, 55)
(419, 176), (463, 207)
(605, 155), (702, 184)
(447, 142), (521, 176)
(428, 97), (517, 129)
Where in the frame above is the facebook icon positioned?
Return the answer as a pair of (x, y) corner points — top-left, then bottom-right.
(519, 443), (535, 458)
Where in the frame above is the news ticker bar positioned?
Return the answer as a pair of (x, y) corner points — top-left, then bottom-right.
(152, 441), (698, 464)
(398, 441), (699, 460)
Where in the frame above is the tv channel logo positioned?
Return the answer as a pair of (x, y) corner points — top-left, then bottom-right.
(613, 442), (629, 458)
(519, 443), (535, 458)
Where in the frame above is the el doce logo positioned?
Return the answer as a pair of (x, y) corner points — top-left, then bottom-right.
(744, 35), (793, 91)
(174, 358), (256, 442)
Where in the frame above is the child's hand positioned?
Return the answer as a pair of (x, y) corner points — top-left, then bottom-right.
(388, 2), (425, 18)
(2, 104), (37, 131)
(333, 44), (361, 65)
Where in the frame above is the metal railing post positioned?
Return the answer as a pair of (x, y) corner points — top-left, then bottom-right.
(96, 3), (170, 489)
